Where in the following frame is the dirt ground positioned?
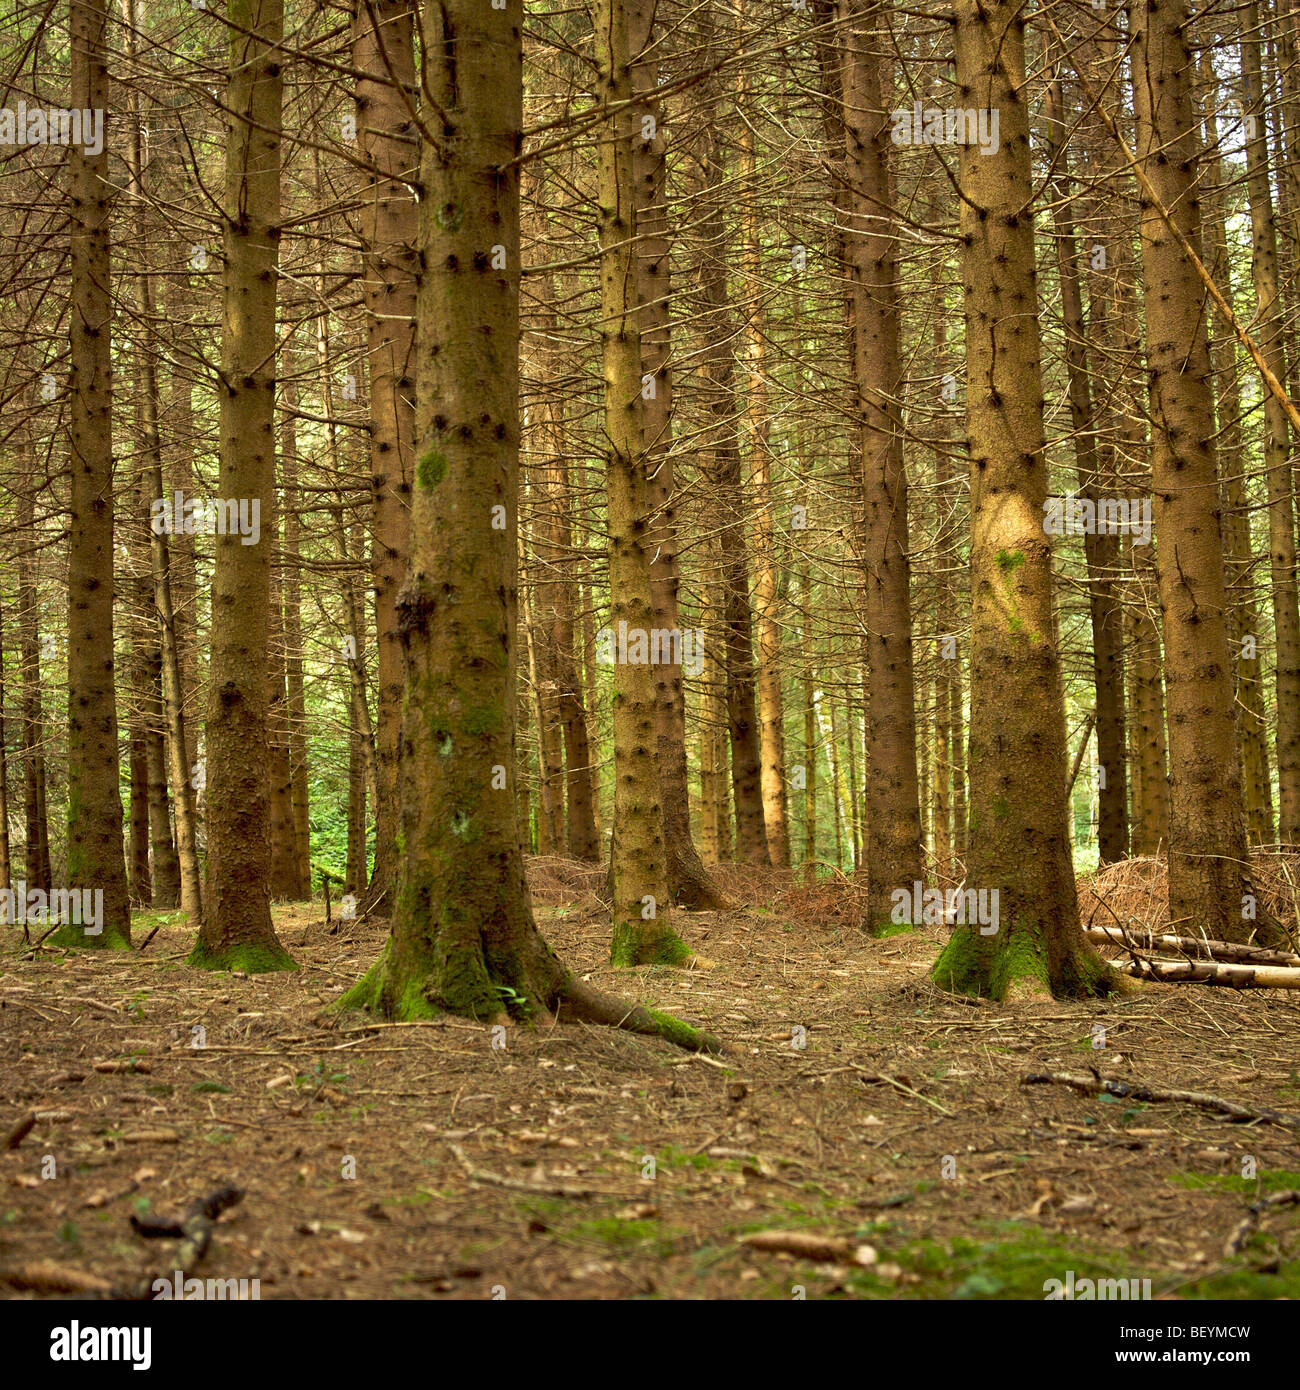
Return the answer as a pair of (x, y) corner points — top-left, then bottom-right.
(2, 862), (1298, 1301)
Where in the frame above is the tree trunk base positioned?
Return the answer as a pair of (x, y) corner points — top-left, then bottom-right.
(188, 939), (297, 973)
(47, 923), (131, 951)
(336, 937), (722, 1053)
(931, 926), (1116, 1001)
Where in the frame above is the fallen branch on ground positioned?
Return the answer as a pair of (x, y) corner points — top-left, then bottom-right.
(559, 978), (724, 1054)
(1223, 1190), (1300, 1259)
(130, 1185), (244, 1278)
(1084, 925), (1300, 967)
(3, 1109), (37, 1150)
(447, 1142), (596, 1199)
(738, 1230), (878, 1266)
(0, 1260), (113, 1295)
(1021, 1071), (1300, 1131)
(1107, 957), (1300, 990)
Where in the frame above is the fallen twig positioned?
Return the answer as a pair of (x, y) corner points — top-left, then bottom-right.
(738, 1230), (878, 1266)
(3, 1109), (37, 1150)
(851, 1065), (954, 1116)
(1021, 1071), (1300, 1131)
(447, 1141), (596, 1199)
(130, 1185), (245, 1276)
(1085, 925), (1300, 968)
(1223, 1190), (1300, 1259)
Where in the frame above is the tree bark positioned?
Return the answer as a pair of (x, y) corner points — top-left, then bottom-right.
(1240, 0), (1300, 842)
(339, 0), (714, 1053)
(191, 0), (294, 971)
(62, 0), (131, 948)
(840, 4), (922, 925)
(932, 0), (1110, 1000)
(353, 0), (416, 911)
(597, 0), (692, 964)
(630, 0), (728, 906)
(1130, 0), (1259, 942)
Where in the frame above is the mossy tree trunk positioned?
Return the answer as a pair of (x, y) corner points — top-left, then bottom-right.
(61, 0), (131, 949)
(931, 0), (1110, 1001)
(191, 0), (295, 973)
(339, 0), (714, 1052)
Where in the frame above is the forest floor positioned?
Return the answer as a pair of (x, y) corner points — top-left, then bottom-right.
(2, 860), (1299, 1301)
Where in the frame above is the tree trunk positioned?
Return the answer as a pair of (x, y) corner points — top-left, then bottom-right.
(353, 0), (416, 912)
(841, 4), (922, 925)
(62, 0), (131, 948)
(279, 347), (312, 892)
(17, 478), (51, 894)
(695, 105), (769, 867)
(932, 0), (1110, 1000)
(1131, 0), (1259, 942)
(191, 0), (294, 971)
(1045, 76), (1128, 864)
(121, 11), (189, 916)
(630, 0), (728, 906)
(338, 0), (714, 1053)
(738, 43), (789, 871)
(1240, 0), (1300, 842)
(1196, 43), (1273, 845)
(597, 0), (692, 965)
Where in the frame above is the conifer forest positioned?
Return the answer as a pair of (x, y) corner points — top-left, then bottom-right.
(1, 0), (1300, 1332)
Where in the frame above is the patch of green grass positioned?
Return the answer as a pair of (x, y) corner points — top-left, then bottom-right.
(130, 909), (186, 931)
(656, 1144), (722, 1173)
(828, 1216), (1300, 1300)
(876, 922), (913, 940)
(1171, 1168), (1300, 1194)
(192, 1081), (231, 1095)
(387, 1189), (436, 1207)
(567, 1215), (685, 1258)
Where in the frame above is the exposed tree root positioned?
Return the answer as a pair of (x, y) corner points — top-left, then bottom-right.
(558, 977), (725, 1055)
